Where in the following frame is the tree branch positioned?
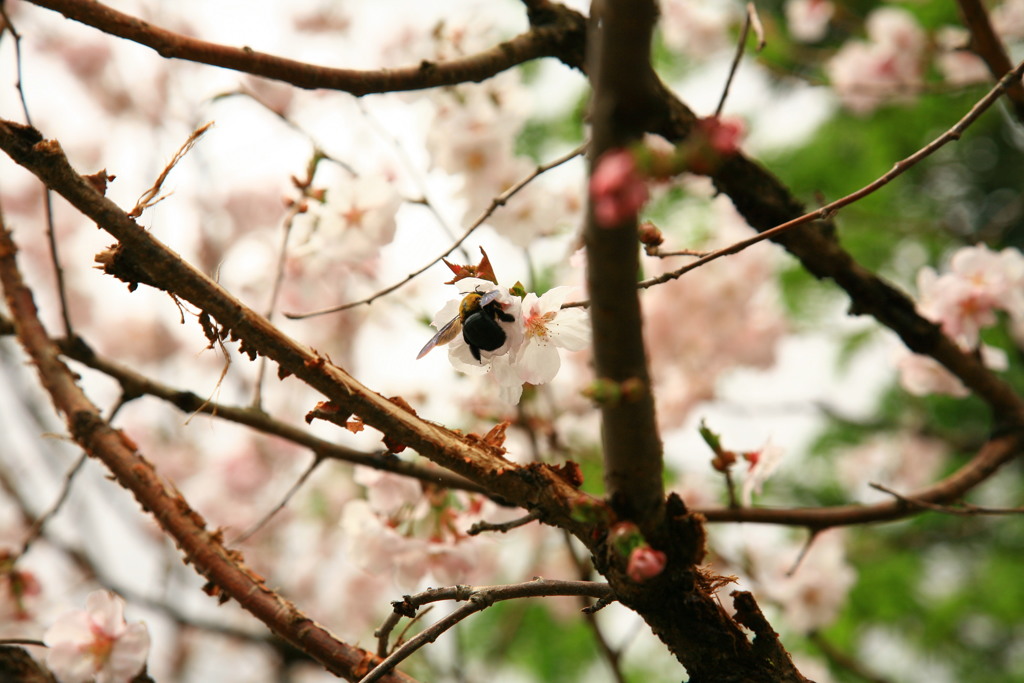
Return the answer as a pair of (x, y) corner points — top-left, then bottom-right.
(698, 430), (1024, 527)
(24, 0), (584, 95)
(367, 579), (613, 683)
(585, 0), (664, 529)
(0, 218), (417, 683)
(581, 5), (809, 680)
(45, 328), (489, 495)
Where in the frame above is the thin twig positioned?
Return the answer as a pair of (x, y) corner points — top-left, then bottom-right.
(231, 456), (324, 544)
(285, 142), (586, 319)
(0, 638), (46, 647)
(565, 58), (1024, 310)
(562, 531), (627, 683)
(809, 632), (892, 683)
(366, 579), (614, 683)
(714, 3), (754, 117)
(466, 511), (539, 535)
(869, 482), (1024, 516)
(19, 453), (88, 558)
(252, 153), (326, 409)
(723, 468), (739, 509)
(0, 6), (72, 337)
(785, 529), (820, 577)
(697, 431), (1024, 528)
(647, 247), (711, 258)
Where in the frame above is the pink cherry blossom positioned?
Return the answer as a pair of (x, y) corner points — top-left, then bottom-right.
(699, 116), (745, 157)
(897, 344), (1006, 398)
(896, 352), (970, 398)
(898, 244), (1024, 397)
(659, 0), (734, 57)
(44, 590), (150, 683)
(293, 172), (401, 268)
(992, 0), (1024, 39)
(826, 8), (925, 113)
(589, 148), (649, 228)
(427, 280), (589, 404)
(785, 0), (834, 43)
(934, 27), (990, 87)
(916, 244), (1024, 348)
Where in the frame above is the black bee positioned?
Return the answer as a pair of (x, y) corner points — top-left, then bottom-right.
(417, 289), (515, 362)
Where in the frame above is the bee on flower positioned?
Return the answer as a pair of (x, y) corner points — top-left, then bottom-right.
(418, 271), (590, 404)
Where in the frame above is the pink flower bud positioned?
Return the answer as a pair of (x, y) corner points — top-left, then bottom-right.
(589, 149), (649, 228)
(627, 546), (667, 582)
(698, 116), (745, 157)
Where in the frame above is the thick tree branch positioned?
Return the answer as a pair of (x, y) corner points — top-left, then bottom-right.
(24, 0), (584, 95)
(0, 219), (417, 683)
(583, 4), (807, 681)
(585, 0), (664, 530)
(0, 118), (595, 543)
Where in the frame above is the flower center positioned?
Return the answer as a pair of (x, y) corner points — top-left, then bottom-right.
(524, 310), (555, 339)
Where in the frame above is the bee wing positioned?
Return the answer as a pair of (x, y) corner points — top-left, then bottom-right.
(416, 315), (463, 359)
(477, 289), (501, 308)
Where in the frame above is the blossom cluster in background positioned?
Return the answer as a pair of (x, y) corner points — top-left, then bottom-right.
(822, 1), (1024, 113)
(899, 244), (1024, 397)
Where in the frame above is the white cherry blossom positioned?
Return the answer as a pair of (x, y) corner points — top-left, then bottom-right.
(44, 591), (150, 683)
(514, 287), (590, 385)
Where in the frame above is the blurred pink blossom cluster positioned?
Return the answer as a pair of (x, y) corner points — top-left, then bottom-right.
(712, 526), (856, 635)
(658, 0), (736, 57)
(826, 7), (926, 114)
(836, 433), (948, 503)
(643, 191), (786, 428)
(427, 80), (581, 246)
(427, 278), (591, 404)
(899, 244), (1024, 396)
(751, 530), (856, 634)
(292, 172), (403, 269)
(340, 469), (500, 589)
(785, 0), (834, 43)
